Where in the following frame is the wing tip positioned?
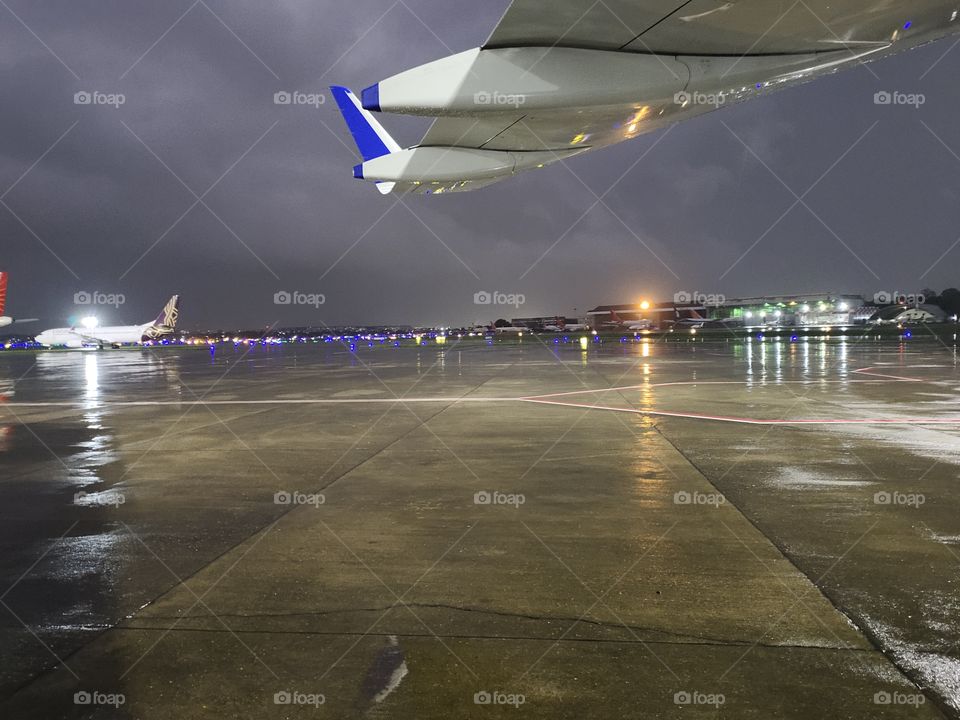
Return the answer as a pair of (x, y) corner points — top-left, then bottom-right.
(328, 85), (353, 107)
(329, 84), (398, 163)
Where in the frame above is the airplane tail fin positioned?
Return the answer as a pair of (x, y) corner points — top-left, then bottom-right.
(154, 294), (180, 328)
(0, 272), (7, 316)
(330, 86), (401, 195)
(143, 295), (180, 340)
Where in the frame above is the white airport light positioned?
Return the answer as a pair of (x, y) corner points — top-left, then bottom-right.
(81, 316), (99, 329)
(579, 336), (588, 350)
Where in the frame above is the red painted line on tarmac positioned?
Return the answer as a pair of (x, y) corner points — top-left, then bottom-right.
(852, 367), (927, 382)
(524, 368), (919, 401)
(526, 381), (740, 400)
(521, 398), (960, 426)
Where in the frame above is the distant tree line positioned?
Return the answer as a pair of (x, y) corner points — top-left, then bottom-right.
(923, 288), (960, 316)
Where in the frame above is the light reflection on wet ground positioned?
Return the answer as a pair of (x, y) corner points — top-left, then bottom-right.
(0, 338), (957, 718)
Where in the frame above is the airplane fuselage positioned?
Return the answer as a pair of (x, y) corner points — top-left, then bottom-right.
(35, 324), (151, 348)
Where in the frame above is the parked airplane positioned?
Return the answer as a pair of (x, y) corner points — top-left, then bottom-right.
(544, 324), (590, 333)
(35, 295), (180, 349)
(333, 1), (960, 194)
(603, 308), (652, 331)
(544, 317), (589, 332)
(0, 272), (38, 328)
(671, 308), (709, 329)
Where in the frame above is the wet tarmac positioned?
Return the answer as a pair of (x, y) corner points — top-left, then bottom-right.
(0, 335), (958, 718)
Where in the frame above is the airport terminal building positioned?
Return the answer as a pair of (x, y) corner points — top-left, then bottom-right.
(506, 293), (943, 334)
(584, 293), (923, 329)
(706, 293), (869, 326)
(585, 302), (706, 327)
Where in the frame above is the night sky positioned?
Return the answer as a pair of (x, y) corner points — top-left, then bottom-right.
(2, 1), (959, 329)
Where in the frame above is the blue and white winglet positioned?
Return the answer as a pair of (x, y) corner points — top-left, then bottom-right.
(330, 84), (578, 195)
(329, 86), (402, 195)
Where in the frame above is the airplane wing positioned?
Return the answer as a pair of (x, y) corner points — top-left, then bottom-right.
(483, 0), (933, 54)
(333, 0), (960, 194)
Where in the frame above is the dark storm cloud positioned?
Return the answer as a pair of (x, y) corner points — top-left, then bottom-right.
(1, 0), (959, 329)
